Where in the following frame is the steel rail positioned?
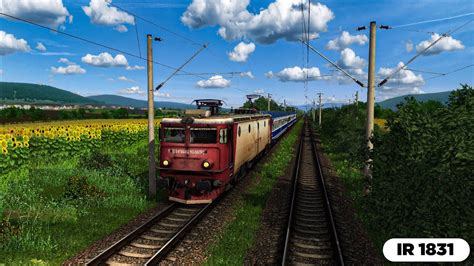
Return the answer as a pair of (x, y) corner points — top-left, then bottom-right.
(309, 123), (345, 265)
(144, 201), (215, 265)
(281, 119), (305, 265)
(86, 203), (177, 265)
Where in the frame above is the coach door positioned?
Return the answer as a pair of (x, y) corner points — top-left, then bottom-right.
(256, 120), (260, 153)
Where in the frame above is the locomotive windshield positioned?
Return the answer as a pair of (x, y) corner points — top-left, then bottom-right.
(164, 127), (185, 143)
(190, 128), (217, 144)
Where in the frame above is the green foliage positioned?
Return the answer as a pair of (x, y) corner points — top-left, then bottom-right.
(79, 151), (113, 170)
(318, 103), (369, 168)
(366, 84), (473, 244)
(64, 176), (106, 200)
(242, 96), (298, 112)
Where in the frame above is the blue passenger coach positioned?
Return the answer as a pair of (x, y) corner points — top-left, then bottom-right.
(262, 111), (298, 141)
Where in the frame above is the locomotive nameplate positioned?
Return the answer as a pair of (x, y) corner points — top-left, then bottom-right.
(168, 148), (207, 155)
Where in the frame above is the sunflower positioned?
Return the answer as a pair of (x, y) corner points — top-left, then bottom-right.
(2, 147), (7, 155)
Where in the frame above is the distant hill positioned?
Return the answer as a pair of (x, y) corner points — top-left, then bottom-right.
(88, 94), (194, 109)
(378, 91), (452, 110)
(0, 82), (102, 105)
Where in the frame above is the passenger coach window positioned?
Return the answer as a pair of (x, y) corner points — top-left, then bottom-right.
(164, 127), (185, 143)
(190, 128), (217, 143)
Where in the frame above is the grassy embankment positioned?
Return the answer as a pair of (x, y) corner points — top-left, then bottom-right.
(0, 132), (161, 264)
(204, 119), (302, 265)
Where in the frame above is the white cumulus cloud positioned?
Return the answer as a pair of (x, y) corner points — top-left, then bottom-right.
(82, 0), (134, 32)
(416, 33), (464, 55)
(337, 48), (365, 70)
(272, 66), (324, 82)
(264, 71), (274, 79)
(1, 0), (72, 29)
(51, 59), (86, 75)
(126, 65), (145, 70)
(81, 52), (128, 67)
(114, 25), (128, 32)
(240, 71), (255, 79)
(181, 0), (334, 44)
(325, 31), (368, 50)
(118, 86), (144, 95)
(376, 62), (425, 99)
(0, 31), (31, 55)
(405, 40), (413, 52)
(254, 89), (264, 94)
(196, 75), (231, 88)
(118, 75), (134, 82)
(35, 42), (47, 52)
(228, 42), (256, 62)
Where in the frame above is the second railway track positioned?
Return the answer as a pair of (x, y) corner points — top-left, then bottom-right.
(87, 202), (214, 265)
(282, 119), (344, 265)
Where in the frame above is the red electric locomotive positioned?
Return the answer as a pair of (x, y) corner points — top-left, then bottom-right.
(158, 99), (272, 204)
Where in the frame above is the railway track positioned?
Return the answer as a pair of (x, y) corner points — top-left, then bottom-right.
(86, 202), (214, 265)
(282, 120), (344, 265)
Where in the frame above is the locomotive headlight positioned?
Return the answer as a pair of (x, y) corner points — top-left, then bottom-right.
(203, 161), (210, 168)
(162, 160), (170, 166)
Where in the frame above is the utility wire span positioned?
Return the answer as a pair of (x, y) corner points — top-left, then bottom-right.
(0, 12), (217, 81)
(424, 64), (474, 81)
(300, 39), (365, 88)
(406, 68), (445, 75)
(105, 0), (203, 46)
(176, 71), (246, 76)
(156, 43), (208, 90)
(378, 19), (473, 87)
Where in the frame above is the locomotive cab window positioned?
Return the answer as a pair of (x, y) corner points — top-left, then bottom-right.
(164, 127), (185, 143)
(190, 128), (217, 144)
(219, 128), (228, 144)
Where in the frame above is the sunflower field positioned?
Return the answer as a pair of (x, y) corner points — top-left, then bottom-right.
(1, 118), (164, 264)
(0, 119), (160, 175)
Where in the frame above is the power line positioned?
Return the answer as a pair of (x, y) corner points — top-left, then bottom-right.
(156, 43), (208, 90)
(133, 15), (142, 58)
(0, 12), (215, 81)
(406, 68), (444, 75)
(106, 0), (203, 46)
(300, 38), (365, 88)
(424, 64), (474, 81)
(378, 19), (473, 87)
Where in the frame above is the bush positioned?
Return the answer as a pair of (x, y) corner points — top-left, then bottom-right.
(64, 176), (105, 200)
(79, 151), (113, 170)
(366, 84), (473, 243)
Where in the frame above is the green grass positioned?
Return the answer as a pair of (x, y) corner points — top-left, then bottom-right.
(204, 120), (303, 265)
(0, 139), (156, 265)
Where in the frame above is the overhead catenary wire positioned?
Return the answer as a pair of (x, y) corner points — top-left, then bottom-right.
(0, 12), (223, 82)
(105, 0), (203, 46)
(156, 43), (208, 90)
(133, 15), (142, 58)
(378, 19), (473, 87)
(105, 0), (247, 95)
(300, 39), (365, 88)
(424, 64), (474, 81)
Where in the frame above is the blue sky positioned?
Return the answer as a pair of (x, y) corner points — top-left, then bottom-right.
(1, 0), (473, 108)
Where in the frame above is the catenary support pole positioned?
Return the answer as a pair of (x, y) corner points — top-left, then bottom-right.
(268, 93), (271, 111)
(318, 93), (322, 126)
(365, 21), (376, 189)
(147, 34), (156, 198)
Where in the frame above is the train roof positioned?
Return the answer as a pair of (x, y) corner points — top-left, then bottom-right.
(261, 111), (297, 118)
(161, 113), (271, 125)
